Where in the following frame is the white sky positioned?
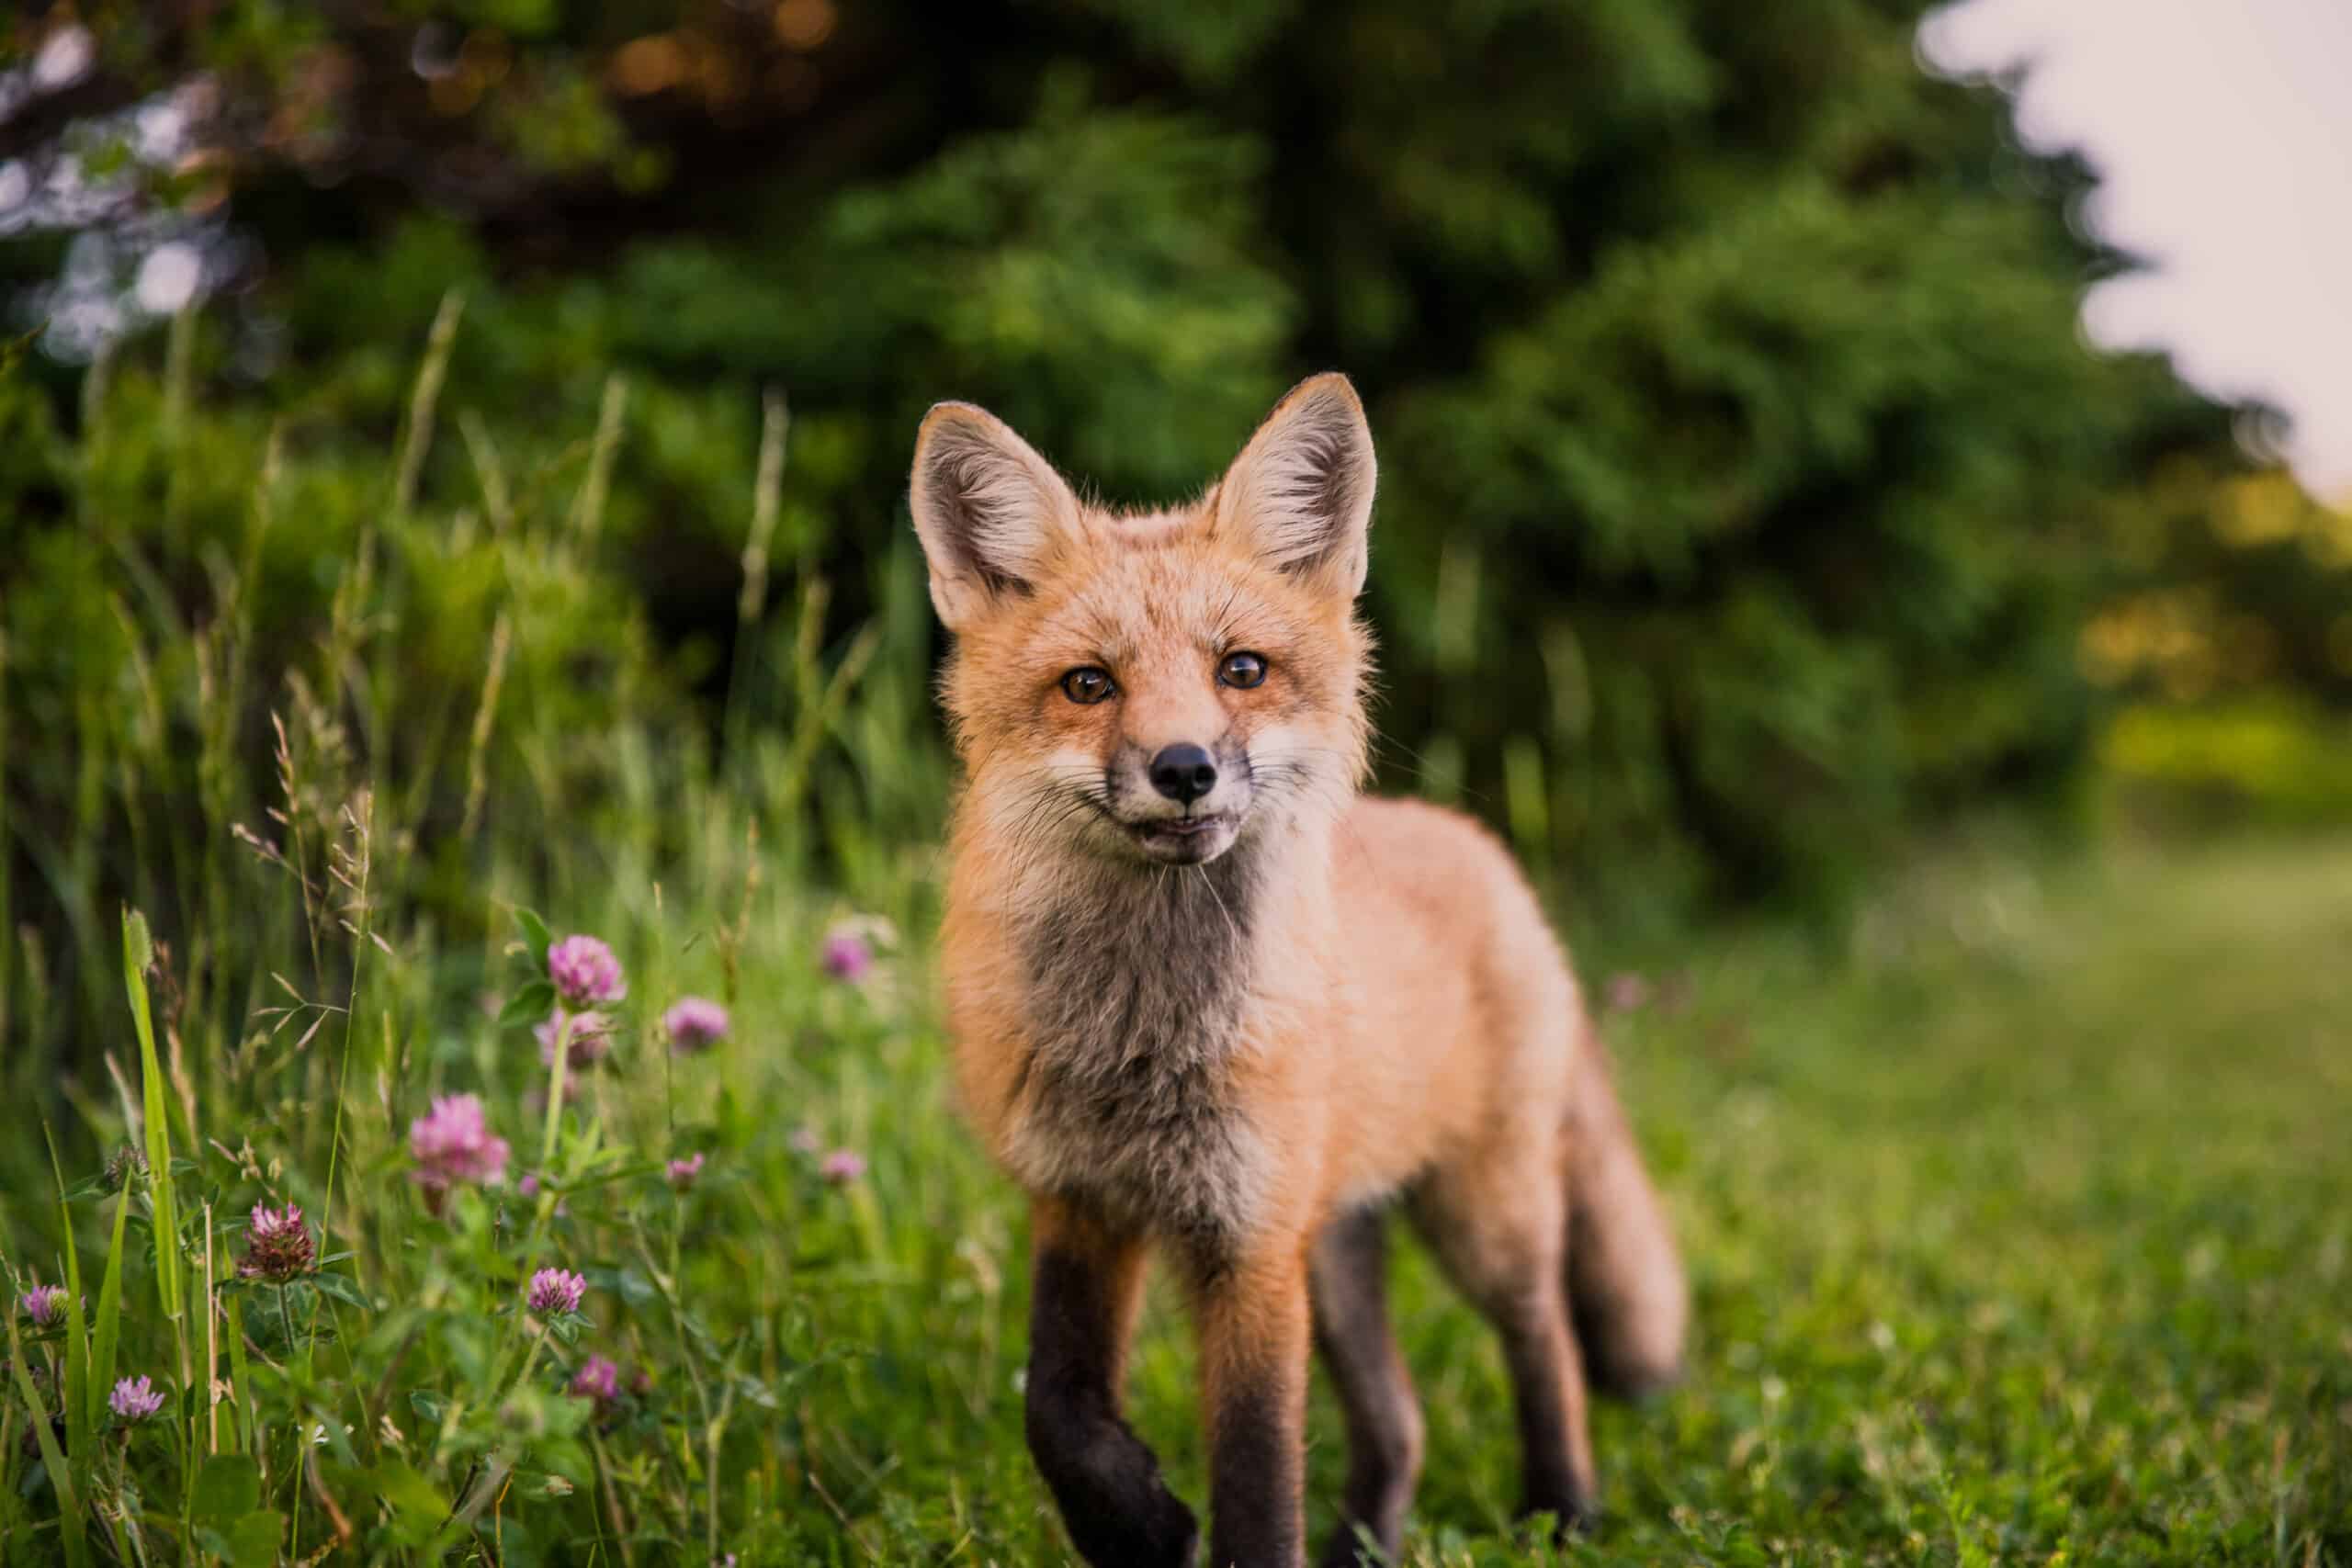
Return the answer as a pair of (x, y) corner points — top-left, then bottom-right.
(1921, 0), (2352, 500)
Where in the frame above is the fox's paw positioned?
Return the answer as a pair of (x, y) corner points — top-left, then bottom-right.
(1518, 1485), (1601, 1545)
(1063, 1487), (1196, 1568)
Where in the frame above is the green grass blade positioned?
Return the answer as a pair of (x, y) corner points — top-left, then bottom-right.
(122, 908), (182, 1322)
(43, 1124), (93, 1467)
(89, 1187), (130, 1432)
(224, 1292), (254, 1458)
(5, 1307), (92, 1568)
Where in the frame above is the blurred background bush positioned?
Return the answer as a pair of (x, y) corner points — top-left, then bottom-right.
(6, 0), (2349, 1046)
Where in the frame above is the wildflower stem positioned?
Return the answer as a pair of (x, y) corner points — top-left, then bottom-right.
(278, 1279), (304, 1561)
(517, 1011), (577, 1274)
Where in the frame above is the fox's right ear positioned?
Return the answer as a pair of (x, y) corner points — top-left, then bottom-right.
(909, 402), (1082, 631)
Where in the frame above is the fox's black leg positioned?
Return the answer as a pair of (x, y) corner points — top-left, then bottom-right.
(1026, 1198), (1198, 1568)
(1409, 1166), (1600, 1538)
(1310, 1207), (1423, 1566)
(1491, 1282), (1600, 1535)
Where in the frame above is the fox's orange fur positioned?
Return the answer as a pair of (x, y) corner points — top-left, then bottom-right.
(910, 375), (1687, 1568)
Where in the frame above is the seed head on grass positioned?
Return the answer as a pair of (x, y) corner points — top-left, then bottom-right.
(527, 1268), (587, 1317)
(548, 934), (626, 1009)
(663, 996), (729, 1054)
(103, 1144), (149, 1194)
(535, 1009), (613, 1069)
(237, 1202), (315, 1280)
(109, 1376), (165, 1423)
(409, 1093), (511, 1198)
(666, 1152), (706, 1190)
(19, 1284), (71, 1327)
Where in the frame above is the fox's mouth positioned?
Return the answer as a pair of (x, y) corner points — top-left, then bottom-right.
(1128, 813), (1230, 842)
(1123, 812), (1238, 863)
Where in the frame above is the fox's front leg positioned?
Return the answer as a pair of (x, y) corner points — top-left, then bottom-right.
(1024, 1197), (1198, 1568)
(1190, 1235), (1314, 1568)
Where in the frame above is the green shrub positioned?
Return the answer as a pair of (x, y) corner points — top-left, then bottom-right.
(3, 0), (2278, 931)
(2099, 699), (2352, 828)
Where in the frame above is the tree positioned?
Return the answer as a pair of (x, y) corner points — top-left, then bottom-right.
(0, 0), (2269, 924)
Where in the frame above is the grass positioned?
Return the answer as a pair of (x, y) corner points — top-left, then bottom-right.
(769, 829), (2352, 1567)
(4, 321), (2347, 1563)
(10, 817), (2349, 1564)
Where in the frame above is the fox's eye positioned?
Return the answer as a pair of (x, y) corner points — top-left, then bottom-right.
(1060, 666), (1115, 705)
(1218, 650), (1269, 689)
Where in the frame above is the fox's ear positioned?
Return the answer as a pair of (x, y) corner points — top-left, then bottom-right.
(1212, 373), (1376, 599)
(910, 402), (1083, 631)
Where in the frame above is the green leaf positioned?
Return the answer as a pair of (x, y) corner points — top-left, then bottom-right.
(515, 908), (552, 970)
(311, 1270), (370, 1309)
(222, 1510), (283, 1568)
(189, 1455), (261, 1525)
(499, 979), (557, 1029)
(369, 1461), (450, 1547)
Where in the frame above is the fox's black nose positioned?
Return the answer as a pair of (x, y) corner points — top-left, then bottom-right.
(1148, 743), (1218, 804)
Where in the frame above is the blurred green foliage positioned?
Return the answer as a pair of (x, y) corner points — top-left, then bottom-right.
(6, 0), (2347, 964)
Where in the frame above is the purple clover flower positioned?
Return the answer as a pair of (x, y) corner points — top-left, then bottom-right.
(820, 1149), (866, 1186)
(548, 935), (626, 1010)
(819, 925), (873, 984)
(109, 1375), (165, 1422)
(1603, 971), (1652, 1014)
(527, 1268), (587, 1316)
(237, 1202), (315, 1281)
(19, 1284), (70, 1328)
(569, 1354), (621, 1405)
(666, 1153), (706, 1191)
(409, 1094), (511, 1196)
(663, 997), (729, 1055)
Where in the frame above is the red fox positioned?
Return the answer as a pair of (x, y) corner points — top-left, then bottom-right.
(910, 374), (1688, 1568)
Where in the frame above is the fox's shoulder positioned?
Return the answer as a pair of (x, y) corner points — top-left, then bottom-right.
(1340, 792), (1513, 860)
(1331, 795), (1543, 921)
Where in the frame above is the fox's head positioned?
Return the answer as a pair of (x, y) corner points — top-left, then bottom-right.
(910, 374), (1375, 870)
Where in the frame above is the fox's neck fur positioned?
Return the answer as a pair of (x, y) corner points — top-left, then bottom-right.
(997, 814), (1330, 1247)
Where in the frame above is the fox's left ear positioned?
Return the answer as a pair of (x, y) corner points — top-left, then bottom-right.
(1212, 372), (1377, 599)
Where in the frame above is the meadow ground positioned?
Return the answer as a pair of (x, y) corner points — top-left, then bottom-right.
(6, 809), (2349, 1566)
(794, 829), (2352, 1567)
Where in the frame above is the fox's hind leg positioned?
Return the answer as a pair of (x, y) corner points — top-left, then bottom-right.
(1408, 1134), (1600, 1534)
(1564, 1026), (1689, 1399)
(1310, 1205), (1424, 1567)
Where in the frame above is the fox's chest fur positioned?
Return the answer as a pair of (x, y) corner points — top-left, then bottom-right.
(998, 851), (1274, 1247)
